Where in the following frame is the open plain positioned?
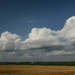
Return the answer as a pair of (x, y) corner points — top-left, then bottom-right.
(0, 65), (75, 75)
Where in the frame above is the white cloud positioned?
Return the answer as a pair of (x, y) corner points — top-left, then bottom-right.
(25, 28), (58, 42)
(0, 16), (75, 62)
(0, 31), (21, 50)
(25, 16), (75, 46)
(61, 16), (75, 40)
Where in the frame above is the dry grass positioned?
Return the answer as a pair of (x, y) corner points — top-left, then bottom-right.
(0, 65), (75, 75)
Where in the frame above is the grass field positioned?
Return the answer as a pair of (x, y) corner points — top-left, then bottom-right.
(0, 65), (75, 75)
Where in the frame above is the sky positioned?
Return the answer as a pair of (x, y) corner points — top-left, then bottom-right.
(0, 0), (75, 62)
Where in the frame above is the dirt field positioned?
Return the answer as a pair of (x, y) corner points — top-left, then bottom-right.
(0, 65), (75, 75)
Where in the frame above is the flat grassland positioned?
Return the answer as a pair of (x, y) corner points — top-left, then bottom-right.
(0, 65), (75, 75)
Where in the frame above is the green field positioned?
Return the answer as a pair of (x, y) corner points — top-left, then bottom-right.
(0, 62), (75, 66)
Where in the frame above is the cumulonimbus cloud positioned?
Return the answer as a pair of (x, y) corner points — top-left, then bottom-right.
(0, 16), (75, 57)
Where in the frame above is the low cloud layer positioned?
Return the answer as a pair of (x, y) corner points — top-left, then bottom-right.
(0, 16), (75, 62)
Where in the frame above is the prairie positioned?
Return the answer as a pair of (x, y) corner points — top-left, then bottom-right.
(0, 65), (75, 75)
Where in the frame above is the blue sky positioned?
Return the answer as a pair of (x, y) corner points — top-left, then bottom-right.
(0, 0), (75, 62)
(0, 0), (75, 39)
